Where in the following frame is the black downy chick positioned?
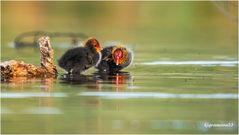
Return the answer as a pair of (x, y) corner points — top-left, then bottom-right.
(96, 45), (133, 73)
(58, 38), (102, 74)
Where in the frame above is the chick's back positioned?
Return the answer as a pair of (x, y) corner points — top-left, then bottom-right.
(58, 47), (88, 72)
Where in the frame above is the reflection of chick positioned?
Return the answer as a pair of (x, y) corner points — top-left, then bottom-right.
(95, 72), (132, 92)
(59, 72), (132, 91)
(58, 38), (102, 74)
(59, 74), (96, 85)
(96, 45), (133, 73)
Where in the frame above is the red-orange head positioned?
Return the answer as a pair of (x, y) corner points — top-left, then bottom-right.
(112, 46), (128, 66)
(84, 37), (102, 53)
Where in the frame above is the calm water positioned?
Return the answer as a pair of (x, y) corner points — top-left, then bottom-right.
(1, 1), (238, 134)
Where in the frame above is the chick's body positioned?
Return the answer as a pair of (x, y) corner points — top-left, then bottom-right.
(58, 38), (102, 74)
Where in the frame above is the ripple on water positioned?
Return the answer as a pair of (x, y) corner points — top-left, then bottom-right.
(2, 92), (237, 99)
(1, 107), (63, 114)
(1, 92), (67, 98)
(78, 92), (238, 99)
(140, 60), (238, 67)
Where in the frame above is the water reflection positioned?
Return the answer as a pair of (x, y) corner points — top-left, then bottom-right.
(1, 77), (58, 113)
(93, 72), (132, 85)
(1, 77), (56, 92)
(59, 71), (133, 91)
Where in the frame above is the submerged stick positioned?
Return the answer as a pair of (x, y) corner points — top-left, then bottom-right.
(1, 37), (57, 80)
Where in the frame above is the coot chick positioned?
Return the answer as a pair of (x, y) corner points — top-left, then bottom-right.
(58, 38), (102, 74)
(96, 45), (133, 73)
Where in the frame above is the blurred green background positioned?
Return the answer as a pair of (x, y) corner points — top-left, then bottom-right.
(1, 1), (238, 64)
(1, 1), (238, 134)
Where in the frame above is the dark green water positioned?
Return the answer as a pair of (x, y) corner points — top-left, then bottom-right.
(1, 1), (238, 134)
